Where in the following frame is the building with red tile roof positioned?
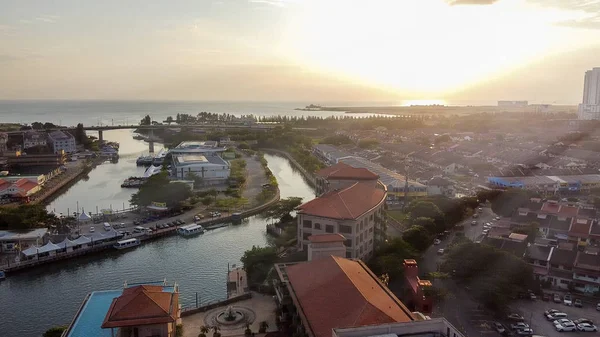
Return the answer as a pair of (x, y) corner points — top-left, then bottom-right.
(297, 182), (386, 260)
(0, 179), (10, 194)
(274, 256), (414, 337)
(403, 259), (433, 314)
(315, 162), (379, 195)
(568, 218), (593, 242)
(8, 178), (40, 198)
(102, 285), (180, 335)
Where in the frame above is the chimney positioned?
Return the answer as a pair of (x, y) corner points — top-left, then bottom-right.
(403, 259), (419, 279)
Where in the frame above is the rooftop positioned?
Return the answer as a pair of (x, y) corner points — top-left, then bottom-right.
(173, 154), (228, 166)
(0, 228), (48, 241)
(315, 162), (379, 181)
(284, 256), (414, 337)
(48, 130), (74, 140)
(308, 233), (346, 243)
(102, 285), (178, 328)
(298, 182), (386, 220)
(339, 157), (425, 188)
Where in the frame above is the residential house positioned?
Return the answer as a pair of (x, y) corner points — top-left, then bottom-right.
(296, 181), (387, 260)
(23, 131), (47, 149)
(548, 245), (578, 290)
(525, 244), (553, 281)
(314, 162), (379, 195)
(6, 178), (40, 199)
(273, 255), (415, 337)
(312, 144), (354, 165)
(426, 176), (454, 197)
(572, 250), (600, 294)
(568, 218), (593, 247)
(47, 130), (77, 154)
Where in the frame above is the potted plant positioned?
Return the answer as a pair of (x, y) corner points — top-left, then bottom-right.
(198, 325), (210, 337)
(259, 321), (269, 333)
(244, 322), (252, 337)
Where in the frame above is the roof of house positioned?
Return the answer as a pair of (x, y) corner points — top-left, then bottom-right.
(541, 202), (560, 214)
(428, 177), (453, 187)
(526, 245), (552, 261)
(549, 248), (578, 267)
(548, 216), (572, 232)
(590, 224), (600, 237)
(577, 208), (597, 219)
(101, 285), (178, 328)
(569, 218), (592, 238)
(315, 162), (379, 180)
(508, 233), (528, 242)
(0, 179), (10, 190)
(298, 182), (386, 220)
(308, 234), (346, 243)
(13, 178), (38, 192)
(285, 256), (414, 337)
(575, 252), (600, 271)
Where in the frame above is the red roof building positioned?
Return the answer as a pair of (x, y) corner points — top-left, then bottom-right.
(315, 162), (379, 195)
(102, 285), (180, 336)
(274, 256), (414, 337)
(297, 182), (386, 260)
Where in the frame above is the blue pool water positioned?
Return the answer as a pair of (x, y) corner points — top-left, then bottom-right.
(66, 284), (176, 337)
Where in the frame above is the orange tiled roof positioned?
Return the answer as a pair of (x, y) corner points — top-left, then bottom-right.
(315, 163), (379, 180)
(541, 202), (560, 214)
(286, 256), (413, 337)
(101, 285), (178, 328)
(308, 233), (346, 243)
(558, 205), (579, 217)
(0, 179), (10, 190)
(569, 219), (592, 238)
(298, 182), (385, 220)
(13, 179), (38, 192)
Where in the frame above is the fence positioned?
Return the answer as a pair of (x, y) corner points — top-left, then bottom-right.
(181, 293), (253, 316)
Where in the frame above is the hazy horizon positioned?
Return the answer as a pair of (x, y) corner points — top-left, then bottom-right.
(1, 0), (599, 103)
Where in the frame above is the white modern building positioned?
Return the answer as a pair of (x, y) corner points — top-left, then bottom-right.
(578, 67), (600, 120)
(171, 154), (230, 185)
(47, 130), (77, 154)
(169, 141), (226, 155)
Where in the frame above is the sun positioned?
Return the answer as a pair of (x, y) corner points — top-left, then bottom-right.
(280, 0), (587, 96)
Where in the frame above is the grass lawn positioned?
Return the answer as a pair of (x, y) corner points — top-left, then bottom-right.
(386, 210), (408, 222)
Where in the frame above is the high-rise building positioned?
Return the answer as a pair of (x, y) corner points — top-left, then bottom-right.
(578, 68), (600, 120)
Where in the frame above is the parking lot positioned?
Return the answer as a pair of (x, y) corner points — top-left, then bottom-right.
(503, 299), (600, 336)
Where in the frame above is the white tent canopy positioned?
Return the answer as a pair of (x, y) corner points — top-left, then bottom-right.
(78, 211), (92, 221)
(71, 236), (91, 245)
(55, 238), (76, 248)
(38, 242), (61, 254)
(21, 246), (40, 257)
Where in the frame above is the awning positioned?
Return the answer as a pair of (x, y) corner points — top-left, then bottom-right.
(21, 246), (40, 257)
(38, 242), (61, 254)
(78, 211), (92, 221)
(55, 238), (76, 248)
(71, 236), (91, 245)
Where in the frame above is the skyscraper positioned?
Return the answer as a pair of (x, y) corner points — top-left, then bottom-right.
(578, 68), (600, 120)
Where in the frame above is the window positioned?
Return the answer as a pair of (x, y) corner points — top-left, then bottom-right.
(303, 220), (312, 228)
(346, 251), (352, 258)
(560, 280), (570, 284)
(314, 223), (321, 230)
(302, 232), (311, 240)
(369, 227), (373, 233)
(370, 214), (374, 221)
(339, 225), (352, 234)
(344, 239), (352, 247)
(325, 225), (334, 233)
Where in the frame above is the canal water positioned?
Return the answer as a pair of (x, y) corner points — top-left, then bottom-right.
(0, 149), (315, 336)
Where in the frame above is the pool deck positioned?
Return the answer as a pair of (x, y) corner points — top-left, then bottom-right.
(65, 283), (176, 337)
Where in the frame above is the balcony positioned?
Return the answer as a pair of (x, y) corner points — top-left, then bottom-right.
(573, 274), (600, 284)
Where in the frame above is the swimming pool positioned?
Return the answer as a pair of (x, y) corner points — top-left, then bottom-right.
(66, 284), (176, 337)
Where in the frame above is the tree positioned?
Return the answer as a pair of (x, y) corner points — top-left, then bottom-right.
(0, 204), (60, 231)
(367, 238), (417, 281)
(265, 197), (303, 222)
(201, 196), (213, 205)
(212, 325), (221, 337)
(259, 321), (269, 333)
(165, 116), (174, 125)
(240, 245), (278, 285)
(31, 122), (43, 130)
(74, 123), (87, 144)
(402, 225), (433, 251)
(140, 115), (151, 126)
(198, 326), (210, 337)
(358, 138), (379, 148)
(408, 201), (445, 232)
(490, 189), (532, 217)
(130, 171), (192, 208)
(43, 326), (67, 337)
(43, 122), (58, 129)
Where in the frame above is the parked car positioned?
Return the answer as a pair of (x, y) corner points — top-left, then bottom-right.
(574, 299), (583, 308)
(529, 293), (536, 300)
(555, 321), (577, 332)
(574, 318), (594, 325)
(553, 294), (562, 303)
(546, 312), (568, 321)
(437, 248), (445, 255)
(564, 294), (573, 306)
(493, 322), (506, 334)
(89, 226), (95, 233)
(434, 239), (441, 245)
(471, 220), (477, 226)
(510, 322), (529, 330)
(508, 314), (525, 321)
(515, 328), (533, 335)
(544, 309), (559, 316)
(577, 323), (598, 332)
(553, 318), (572, 326)
(542, 293), (550, 301)
(597, 303), (600, 311)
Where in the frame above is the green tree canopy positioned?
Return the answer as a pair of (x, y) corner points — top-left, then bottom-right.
(265, 197), (303, 222)
(43, 326), (67, 337)
(402, 225), (433, 251)
(0, 204), (60, 231)
(130, 172), (192, 208)
(408, 201), (445, 232)
(140, 115), (151, 126)
(241, 245), (278, 285)
(368, 237), (417, 281)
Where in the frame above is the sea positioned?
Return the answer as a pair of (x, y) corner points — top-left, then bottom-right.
(0, 99), (498, 126)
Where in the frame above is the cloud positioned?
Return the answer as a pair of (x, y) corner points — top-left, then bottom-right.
(20, 15), (59, 24)
(447, 0), (499, 5)
(248, 0), (295, 7)
(529, 0), (600, 29)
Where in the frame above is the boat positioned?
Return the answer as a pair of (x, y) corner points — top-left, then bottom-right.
(0, 271), (6, 280)
(152, 149), (167, 166)
(177, 224), (205, 236)
(204, 223), (228, 231)
(121, 177), (146, 188)
(136, 155), (154, 166)
(113, 238), (141, 250)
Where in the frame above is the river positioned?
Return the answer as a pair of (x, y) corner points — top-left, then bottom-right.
(0, 149), (315, 337)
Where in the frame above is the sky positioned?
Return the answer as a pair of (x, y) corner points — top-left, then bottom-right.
(0, 0), (599, 103)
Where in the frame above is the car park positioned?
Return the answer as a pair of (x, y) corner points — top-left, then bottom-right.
(555, 321), (576, 332)
(577, 323), (598, 332)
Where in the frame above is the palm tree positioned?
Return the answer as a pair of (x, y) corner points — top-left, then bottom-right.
(259, 321), (269, 333)
(244, 321), (252, 336)
(212, 325), (221, 337)
(198, 325), (210, 337)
